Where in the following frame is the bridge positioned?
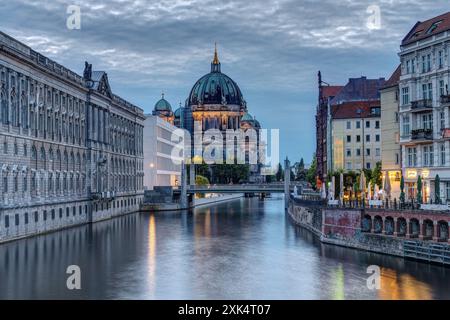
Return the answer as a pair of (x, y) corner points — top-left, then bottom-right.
(186, 184), (299, 194)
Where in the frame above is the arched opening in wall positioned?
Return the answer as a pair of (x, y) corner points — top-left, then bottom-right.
(384, 217), (395, 235)
(397, 217), (407, 236)
(423, 219), (434, 240)
(409, 219), (420, 238)
(438, 221), (449, 241)
(361, 215), (372, 232)
(373, 216), (383, 234)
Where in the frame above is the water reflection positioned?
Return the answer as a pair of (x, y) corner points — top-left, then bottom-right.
(0, 197), (448, 299)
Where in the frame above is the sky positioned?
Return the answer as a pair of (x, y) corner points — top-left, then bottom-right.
(1, 0), (449, 165)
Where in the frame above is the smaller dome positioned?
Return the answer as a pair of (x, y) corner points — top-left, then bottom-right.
(154, 93), (172, 112)
(174, 107), (182, 118)
(241, 112), (253, 122)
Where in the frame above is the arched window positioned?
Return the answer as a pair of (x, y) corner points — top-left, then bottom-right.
(49, 149), (54, 170)
(70, 152), (75, 171)
(31, 146), (37, 160)
(64, 151), (68, 169)
(76, 153), (81, 170)
(56, 150), (61, 169)
(21, 94), (27, 129)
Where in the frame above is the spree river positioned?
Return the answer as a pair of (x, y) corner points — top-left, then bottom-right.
(0, 196), (449, 299)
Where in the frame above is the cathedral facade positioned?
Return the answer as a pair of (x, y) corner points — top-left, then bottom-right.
(0, 31), (145, 242)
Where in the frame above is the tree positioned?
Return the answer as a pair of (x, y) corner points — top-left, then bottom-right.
(295, 158), (307, 181)
(400, 175), (405, 204)
(306, 154), (317, 189)
(435, 175), (441, 204)
(195, 175), (209, 185)
(417, 175), (423, 204)
(275, 163), (283, 182)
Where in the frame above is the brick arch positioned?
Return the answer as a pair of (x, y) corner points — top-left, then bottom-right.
(409, 218), (420, 237)
(423, 219), (434, 239)
(362, 215), (372, 232)
(385, 216), (395, 235)
(373, 216), (383, 234)
(397, 217), (407, 236)
(438, 221), (449, 241)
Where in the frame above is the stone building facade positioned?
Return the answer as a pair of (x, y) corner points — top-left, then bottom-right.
(398, 12), (450, 203)
(0, 31), (145, 242)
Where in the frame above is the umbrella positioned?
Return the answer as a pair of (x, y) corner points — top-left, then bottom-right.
(384, 171), (391, 199)
(360, 171), (366, 194)
(374, 184), (379, 200)
(417, 175), (423, 204)
(339, 173), (344, 202)
(435, 175), (441, 204)
(321, 182), (327, 199)
(367, 181), (372, 200)
(330, 176), (335, 200)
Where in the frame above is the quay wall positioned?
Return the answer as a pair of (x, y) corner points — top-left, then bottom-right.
(288, 197), (449, 265)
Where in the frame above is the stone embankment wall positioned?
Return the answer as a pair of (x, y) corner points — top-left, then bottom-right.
(287, 197), (449, 264)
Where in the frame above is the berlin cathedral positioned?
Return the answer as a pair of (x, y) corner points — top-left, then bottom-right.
(152, 45), (264, 183)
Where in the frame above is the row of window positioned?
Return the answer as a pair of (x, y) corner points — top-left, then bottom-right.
(406, 144), (447, 167)
(401, 80), (448, 106)
(346, 134), (381, 143)
(2, 197), (142, 229)
(346, 147), (381, 158)
(345, 119), (380, 130)
(345, 161), (377, 170)
(403, 50), (446, 75)
(3, 205), (86, 229)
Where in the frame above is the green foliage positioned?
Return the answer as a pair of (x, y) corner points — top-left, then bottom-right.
(400, 175), (405, 204)
(417, 175), (423, 204)
(370, 162), (383, 188)
(195, 175), (209, 186)
(306, 154), (317, 189)
(275, 163), (284, 182)
(435, 175), (441, 204)
(295, 158), (307, 181)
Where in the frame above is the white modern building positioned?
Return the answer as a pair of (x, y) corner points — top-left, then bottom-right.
(399, 12), (450, 203)
(143, 113), (183, 190)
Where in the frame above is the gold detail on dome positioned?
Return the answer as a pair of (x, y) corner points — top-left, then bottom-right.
(212, 42), (220, 65)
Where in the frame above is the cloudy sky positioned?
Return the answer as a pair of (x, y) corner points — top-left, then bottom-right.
(1, 0), (449, 164)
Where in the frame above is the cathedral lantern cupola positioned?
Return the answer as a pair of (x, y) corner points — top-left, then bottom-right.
(211, 43), (221, 73)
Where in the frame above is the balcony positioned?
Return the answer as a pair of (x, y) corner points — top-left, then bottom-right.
(441, 95), (450, 105)
(411, 129), (433, 141)
(411, 99), (432, 112)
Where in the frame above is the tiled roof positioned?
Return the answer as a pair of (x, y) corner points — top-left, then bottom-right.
(382, 65), (401, 89)
(330, 76), (385, 105)
(402, 12), (450, 46)
(321, 86), (343, 99)
(331, 101), (381, 119)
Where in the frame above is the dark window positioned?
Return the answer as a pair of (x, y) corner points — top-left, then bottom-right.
(34, 211), (38, 222)
(5, 215), (9, 228)
(346, 135), (351, 143)
(59, 208), (63, 218)
(375, 120), (380, 129)
(79, 206), (82, 215)
(51, 209), (55, 220)
(43, 210), (47, 221)
(66, 208), (69, 217)
(356, 135), (361, 142)
(24, 212), (29, 225)
(376, 134), (380, 142)
(15, 214), (19, 226)
(366, 121), (370, 128)
(73, 207), (76, 216)
(366, 135), (370, 142)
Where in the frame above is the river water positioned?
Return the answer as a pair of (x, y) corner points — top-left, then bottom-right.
(0, 196), (449, 299)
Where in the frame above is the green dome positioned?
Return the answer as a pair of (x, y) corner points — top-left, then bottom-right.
(154, 94), (172, 112)
(241, 112), (253, 121)
(174, 107), (183, 117)
(187, 46), (245, 107)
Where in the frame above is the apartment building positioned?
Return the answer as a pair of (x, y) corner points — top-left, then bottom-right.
(399, 12), (450, 202)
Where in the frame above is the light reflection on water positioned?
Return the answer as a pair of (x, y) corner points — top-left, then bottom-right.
(0, 197), (448, 299)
